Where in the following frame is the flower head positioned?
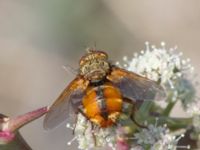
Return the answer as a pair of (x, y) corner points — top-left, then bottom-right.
(66, 113), (116, 150)
(134, 122), (190, 150)
(66, 112), (138, 150)
(120, 42), (196, 107)
(122, 42), (193, 84)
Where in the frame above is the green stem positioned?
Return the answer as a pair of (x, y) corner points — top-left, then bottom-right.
(162, 101), (177, 116)
(147, 116), (193, 130)
(136, 100), (192, 131)
(137, 101), (153, 120)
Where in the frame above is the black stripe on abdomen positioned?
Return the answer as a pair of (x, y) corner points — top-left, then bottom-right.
(96, 86), (108, 120)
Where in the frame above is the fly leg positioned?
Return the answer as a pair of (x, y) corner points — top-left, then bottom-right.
(122, 99), (147, 128)
(91, 122), (97, 146)
(131, 115), (147, 128)
(72, 109), (85, 135)
(130, 105), (147, 129)
(78, 108), (90, 121)
(81, 119), (90, 136)
(72, 113), (78, 135)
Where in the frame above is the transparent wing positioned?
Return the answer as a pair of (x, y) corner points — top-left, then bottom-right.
(43, 77), (89, 130)
(107, 67), (166, 101)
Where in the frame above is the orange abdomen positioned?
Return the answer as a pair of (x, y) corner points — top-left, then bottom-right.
(82, 83), (122, 127)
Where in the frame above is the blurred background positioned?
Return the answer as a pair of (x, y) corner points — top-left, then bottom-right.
(0, 0), (200, 149)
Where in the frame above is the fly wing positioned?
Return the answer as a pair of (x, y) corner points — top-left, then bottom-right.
(43, 77), (89, 130)
(107, 67), (166, 102)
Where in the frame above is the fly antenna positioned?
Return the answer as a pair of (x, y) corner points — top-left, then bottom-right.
(86, 41), (98, 53)
(94, 41), (97, 50)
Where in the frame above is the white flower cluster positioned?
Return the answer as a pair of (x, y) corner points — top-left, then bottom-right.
(66, 114), (116, 150)
(120, 42), (196, 106)
(151, 133), (190, 150)
(134, 124), (167, 146)
(121, 42), (193, 85)
(134, 123), (190, 150)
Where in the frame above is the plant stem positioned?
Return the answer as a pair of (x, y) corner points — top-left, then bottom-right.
(162, 101), (177, 116)
(137, 101), (153, 119)
(0, 132), (32, 150)
(147, 116), (193, 130)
